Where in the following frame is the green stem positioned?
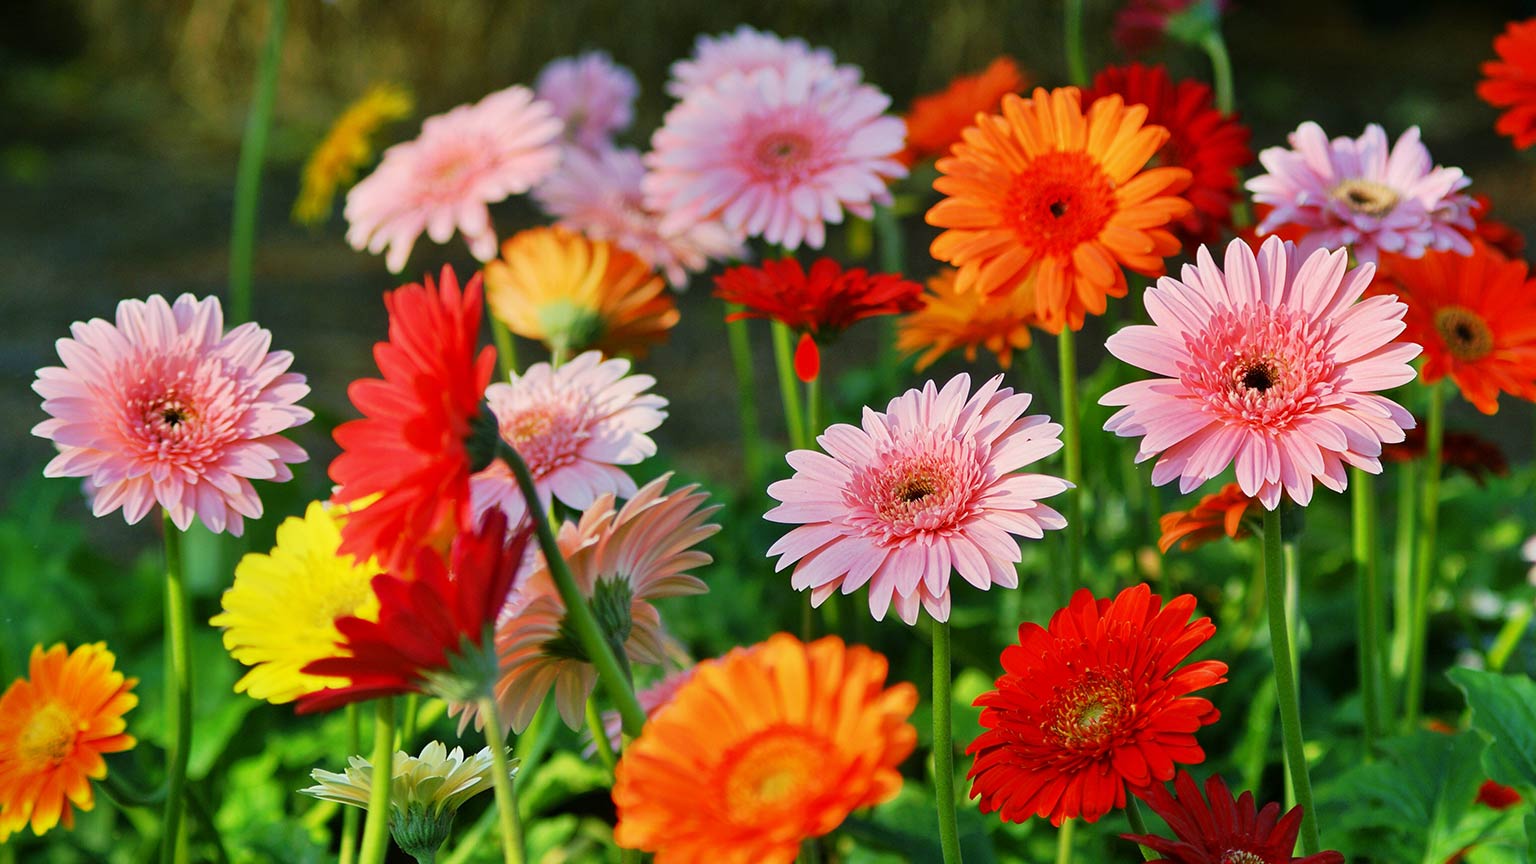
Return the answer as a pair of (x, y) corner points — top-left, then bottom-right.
(771, 321), (807, 450)
(1200, 30), (1235, 115)
(1405, 383), (1445, 731)
(1488, 605), (1532, 673)
(932, 620), (964, 864)
(797, 838), (824, 864)
(1388, 458), (1418, 704)
(873, 204), (905, 396)
(1064, 0), (1088, 87)
(478, 697), (525, 864)
(490, 317), (517, 381)
(1057, 329), (1083, 607)
(1263, 508), (1321, 854)
(340, 704), (362, 864)
(1351, 469), (1383, 754)
(805, 373), (822, 446)
(161, 514), (192, 864)
(357, 698), (396, 864)
(586, 696), (618, 775)
(1054, 818), (1075, 864)
(399, 693), (419, 749)
(227, 0), (287, 324)
(725, 307), (766, 492)
(1124, 797), (1159, 861)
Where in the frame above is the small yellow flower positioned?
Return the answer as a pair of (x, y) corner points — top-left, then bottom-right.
(293, 84), (413, 226)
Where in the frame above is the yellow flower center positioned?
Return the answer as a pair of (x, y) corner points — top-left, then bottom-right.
(1433, 306), (1494, 362)
(721, 727), (832, 823)
(1045, 671), (1134, 752)
(19, 702), (77, 769)
(505, 409), (556, 445)
(1330, 179), (1399, 217)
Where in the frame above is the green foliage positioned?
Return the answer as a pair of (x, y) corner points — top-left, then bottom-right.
(1452, 668), (1536, 793)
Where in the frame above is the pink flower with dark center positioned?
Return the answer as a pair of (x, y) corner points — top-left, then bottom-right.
(1101, 237), (1421, 509)
(665, 25), (845, 99)
(471, 351), (666, 526)
(345, 85), (563, 272)
(1246, 122), (1474, 265)
(33, 294), (310, 535)
(766, 373), (1069, 625)
(534, 51), (639, 151)
(644, 59), (907, 251)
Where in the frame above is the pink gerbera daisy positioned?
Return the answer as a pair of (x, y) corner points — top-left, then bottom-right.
(534, 51), (639, 152)
(471, 350), (666, 526)
(665, 25), (844, 99)
(345, 85), (563, 272)
(766, 373), (1070, 625)
(533, 146), (744, 287)
(1246, 122), (1474, 264)
(644, 59), (907, 251)
(33, 294), (310, 535)
(1101, 237), (1421, 510)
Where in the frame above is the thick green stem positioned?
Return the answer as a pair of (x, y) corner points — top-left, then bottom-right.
(1054, 818), (1075, 864)
(357, 698), (396, 864)
(490, 317), (518, 380)
(725, 307), (766, 492)
(1351, 469), (1383, 754)
(1124, 797), (1159, 861)
(1488, 606), (1532, 673)
(586, 696), (618, 775)
(1388, 458), (1418, 704)
(1064, 0), (1088, 87)
(771, 321), (808, 450)
(1057, 329), (1083, 606)
(1405, 384), (1445, 730)
(399, 693), (419, 749)
(479, 697), (525, 864)
(1263, 508), (1321, 854)
(1200, 30), (1235, 114)
(873, 204), (905, 396)
(933, 621), (964, 864)
(227, 0), (287, 324)
(340, 704), (362, 864)
(161, 514), (192, 864)
(805, 373), (822, 445)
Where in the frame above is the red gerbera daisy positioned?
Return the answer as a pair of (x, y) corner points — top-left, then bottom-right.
(1463, 194), (1525, 259)
(713, 257), (922, 381)
(1084, 63), (1252, 246)
(329, 266), (498, 572)
(1478, 18), (1536, 149)
(967, 583), (1227, 826)
(1122, 771), (1345, 864)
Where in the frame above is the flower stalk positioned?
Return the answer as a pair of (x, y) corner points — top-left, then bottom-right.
(1262, 507), (1321, 854)
(340, 704), (362, 864)
(1351, 469), (1384, 753)
(771, 320), (808, 449)
(357, 698), (396, 864)
(161, 513), (192, 864)
(1057, 328), (1084, 605)
(933, 620), (964, 864)
(478, 696), (525, 864)
(228, 0), (287, 324)
(1404, 382), (1445, 730)
(725, 305), (766, 491)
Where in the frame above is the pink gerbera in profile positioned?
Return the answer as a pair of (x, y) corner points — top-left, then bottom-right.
(766, 373), (1069, 625)
(534, 51), (639, 151)
(533, 146), (744, 287)
(1101, 237), (1421, 510)
(345, 85), (563, 272)
(33, 294), (310, 535)
(665, 25), (843, 99)
(471, 351), (666, 526)
(644, 59), (907, 251)
(1246, 122), (1474, 264)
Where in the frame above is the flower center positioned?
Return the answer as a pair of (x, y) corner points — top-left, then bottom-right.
(1004, 151), (1117, 258)
(1239, 361), (1277, 393)
(493, 399), (588, 479)
(1221, 852), (1269, 864)
(875, 463), (951, 522)
(1182, 305), (1337, 430)
(1045, 670), (1134, 752)
(18, 702), (76, 768)
(146, 393), (197, 435)
(720, 726), (833, 824)
(1433, 306), (1494, 362)
(1330, 179), (1400, 217)
(752, 130), (819, 183)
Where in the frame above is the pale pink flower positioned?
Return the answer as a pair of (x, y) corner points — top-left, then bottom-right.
(32, 294), (310, 535)
(471, 350), (666, 526)
(533, 146), (744, 288)
(1101, 237), (1421, 510)
(345, 85), (563, 273)
(665, 25), (844, 99)
(582, 667), (695, 758)
(643, 59), (907, 251)
(1247, 122), (1474, 264)
(534, 51), (639, 151)
(766, 373), (1070, 625)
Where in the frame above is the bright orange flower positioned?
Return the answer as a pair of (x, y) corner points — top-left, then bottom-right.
(899, 56), (1029, 165)
(897, 268), (1035, 370)
(927, 87), (1192, 333)
(1157, 483), (1258, 553)
(0, 643), (137, 839)
(612, 634), (917, 864)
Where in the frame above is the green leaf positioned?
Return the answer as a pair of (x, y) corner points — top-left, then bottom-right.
(1450, 668), (1536, 791)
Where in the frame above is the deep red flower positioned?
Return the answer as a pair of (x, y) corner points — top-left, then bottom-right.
(1382, 422), (1509, 486)
(1463, 194), (1525, 259)
(296, 509), (532, 713)
(713, 258), (922, 381)
(329, 266), (497, 572)
(1476, 779), (1523, 810)
(1479, 18), (1536, 149)
(1114, 0), (1228, 55)
(1084, 63), (1252, 246)
(967, 584), (1227, 826)
(1123, 771), (1345, 864)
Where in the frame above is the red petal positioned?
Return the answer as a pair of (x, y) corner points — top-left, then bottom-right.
(794, 332), (820, 382)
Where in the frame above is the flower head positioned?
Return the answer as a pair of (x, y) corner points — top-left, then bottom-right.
(1158, 483), (1258, 553)
(33, 294), (310, 535)
(927, 86), (1192, 333)
(0, 643), (137, 839)
(583, 668), (695, 760)
(1101, 237), (1421, 510)
(471, 351), (666, 528)
(534, 51), (638, 151)
(1124, 771), (1344, 864)
(1464, 194), (1525, 259)
(1247, 122), (1474, 265)
(666, 25), (842, 100)
(1382, 424), (1509, 486)
(330, 266), (497, 572)
(293, 83), (413, 226)
(899, 57), (1029, 165)
(211, 500), (383, 704)
(1479, 18), (1536, 149)
(767, 372), (1069, 625)
(613, 634), (917, 864)
(897, 268), (1036, 372)
(1114, 0), (1227, 54)
(1476, 779), (1523, 811)
(968, 584), (1227, 826)
(645, 59), (906, 251)
(345, 85), (562, 272)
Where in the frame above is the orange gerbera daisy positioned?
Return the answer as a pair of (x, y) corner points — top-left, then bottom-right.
(0, 643), (138, 839)
(899, 56), (1029, 166)
(896, 268), (1035, 370)
(928, 87), (1192, 333)
(612, 634), (917, 863)
(484, 226), (678, 358)
(1157, 482), (1258, 553)
(1374, 240), (1536, 414)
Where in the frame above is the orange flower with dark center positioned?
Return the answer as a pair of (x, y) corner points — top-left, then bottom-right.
(896, 268), (1035, 370)
(899, 56), (1029, 166)
(928, 86), (1192, 333)
(1479, 18), (1536, 149)
(1158, 482), (1258, 553)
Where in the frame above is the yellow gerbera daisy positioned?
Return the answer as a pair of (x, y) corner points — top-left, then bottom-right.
(293, 84), (413, 226)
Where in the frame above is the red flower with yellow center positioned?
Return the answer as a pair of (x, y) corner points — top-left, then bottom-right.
(899, 56), (1029, 166)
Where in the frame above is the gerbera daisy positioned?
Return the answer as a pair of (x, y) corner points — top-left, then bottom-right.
(293, 83), (414, 226)
(32, 293), (310, 535)
(766, 372), (1069, 625)
(1476, 780), (1523, 810)
(330, 266), (496, 573)
(470, 350), (666, 527)
(534, 51), (638, 151)
(0, 643), (138, 839)
(665, 25), (842, 100)
(1372, 241), (1536, 415)
(927, 86), (1193, 333)
(644, 59), (907, 251)
(1113, 0), (1228, 54)
(1246, 122), (1474, 265)
(897, 268), (1036, 371)
(968, 584), (1227, 826)
(1383, 424), (1509, 486)
(1123, 771), (1344, 864)
(210, 500), (382, 704)
(899, 56), (1029, 166)
(485, 475), (717, 732)
(583, 667), (695, 760)
(1084, 63), (1252, 246)
(533, 145), (744, 288)
(1479, 18), (1536, 149)
(1101, 237), (1421, 510)
(713, 257), (922, 381)
(1157, 483), (1258, 553)
(1463, 194), (1524, 259)
(612, 634), (917, 863)
(345, 85), (562, 272)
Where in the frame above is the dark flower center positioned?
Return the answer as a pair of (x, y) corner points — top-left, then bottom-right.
(1241, 365), (1275, 392)
(896, 477), (936, 503)
(1433, 306), (1494, 362)
(161, 407), (186, 426)
(1004, 151), (1117, 257)
(1049, 199), (1069, 218)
